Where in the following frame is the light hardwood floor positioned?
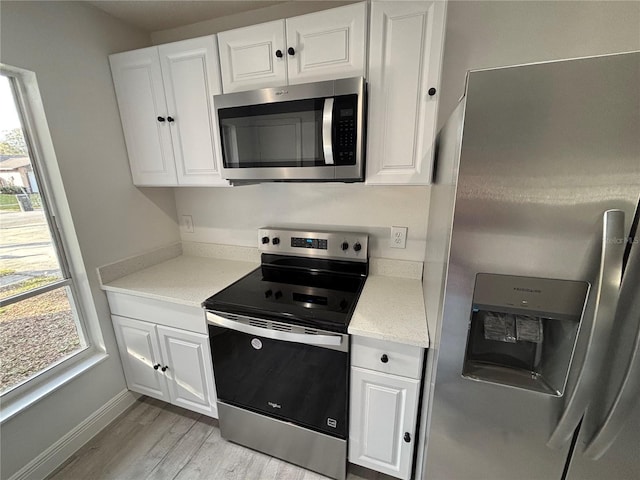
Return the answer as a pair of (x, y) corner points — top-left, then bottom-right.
(48, 397), (394, 480)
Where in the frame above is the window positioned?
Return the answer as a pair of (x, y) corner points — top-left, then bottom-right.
(0, 68), (93, 400)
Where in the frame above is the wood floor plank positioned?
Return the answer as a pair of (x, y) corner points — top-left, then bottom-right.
(47, 397), (379, 480)
(145, 416), (217, 480)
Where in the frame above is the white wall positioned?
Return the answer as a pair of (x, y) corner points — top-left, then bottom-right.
(176, 184), (430, 260)
(0, 2), (179, 478)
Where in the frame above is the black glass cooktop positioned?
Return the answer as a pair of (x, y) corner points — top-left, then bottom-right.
(203, 254), (368, 333)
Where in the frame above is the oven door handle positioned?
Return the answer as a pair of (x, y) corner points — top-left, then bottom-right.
(206, 312), (343, 347)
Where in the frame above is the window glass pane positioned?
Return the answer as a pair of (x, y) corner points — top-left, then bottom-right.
(0, 286), (85, 393)
(1, 69), (88, 397)
(1, 76), (63, 301)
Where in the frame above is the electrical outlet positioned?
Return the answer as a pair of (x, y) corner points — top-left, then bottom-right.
(181, 215), (194, 233)
(390, 226), (407, 249)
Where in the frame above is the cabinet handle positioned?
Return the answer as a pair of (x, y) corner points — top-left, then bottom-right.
(287, 47), (295, 56)
(161, 366), (169, 372)
(157, 116), (166, 122)
(275, 49), (283, 58)
(380, 354), (389, 363)
(167, 116), (175, 123)
(153, 363), (161, 370)
(428, 87), (437, 96)
(404, 432), (411, 443)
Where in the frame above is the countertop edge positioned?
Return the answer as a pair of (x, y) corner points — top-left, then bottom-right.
(347, 326), (429, 348)
(102, 284), (203, 309)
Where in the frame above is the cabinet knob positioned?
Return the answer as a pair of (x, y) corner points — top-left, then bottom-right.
(161, 366), (169, 372)
(157, 116), (166, 122)
(275, 49), (283, 58)
(428, 87), (437, 96)
(380, 354), (389, 363)
(153, 363), (161, 370)
(404, 432), (411, 443)
(287, 47), (295, 56)
(167, 116), (175, 123)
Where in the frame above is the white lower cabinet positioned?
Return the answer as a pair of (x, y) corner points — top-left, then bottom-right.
(112, 313), (217, 418)
(349, 336), (423, 480)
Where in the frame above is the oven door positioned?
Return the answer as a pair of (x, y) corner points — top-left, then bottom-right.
(206, 311), (349, 439)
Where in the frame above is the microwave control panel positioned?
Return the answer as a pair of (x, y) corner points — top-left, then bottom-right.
(334, 95), (358, 165)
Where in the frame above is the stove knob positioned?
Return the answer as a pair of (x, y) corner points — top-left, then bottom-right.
(341, 241), (349, 251)
(265, 289), (273, 298)
(272, 237), (280, 245)
(274, 291), (282, 299)
(261, 236), (270, 244)
(353, 242), (362, 252)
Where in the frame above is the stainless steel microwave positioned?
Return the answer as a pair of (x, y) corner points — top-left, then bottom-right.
(214, 77), (365, 182)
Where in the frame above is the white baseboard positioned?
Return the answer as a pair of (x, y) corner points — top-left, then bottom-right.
(8, 389), (140, 480)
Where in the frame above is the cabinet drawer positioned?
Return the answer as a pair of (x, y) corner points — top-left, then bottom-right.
(106, 292), (206, 334)
(351, 336), (424, 379)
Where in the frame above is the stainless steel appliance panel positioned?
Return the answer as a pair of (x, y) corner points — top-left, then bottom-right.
(214, 77), (365, 182)
(218, 402), (347, 480)
(424, 52), (640, 479)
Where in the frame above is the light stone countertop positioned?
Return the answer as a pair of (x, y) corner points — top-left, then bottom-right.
(100, 245), (428, 348)
(348, 275), (429, 348)
(101, 255), (259, 308)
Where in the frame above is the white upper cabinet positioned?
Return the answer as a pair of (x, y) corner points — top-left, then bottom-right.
(110, 36), (228, 186)
(285, 2), (367, 85)
(110, 47), (177, 186)
(217, 2), (367, 93)
(217, 20), (287, 92)
(366, 0), (447, 185)
(159, 38), (226, 186)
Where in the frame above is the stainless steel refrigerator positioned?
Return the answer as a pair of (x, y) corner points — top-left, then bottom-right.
(422, 52), (640, 479)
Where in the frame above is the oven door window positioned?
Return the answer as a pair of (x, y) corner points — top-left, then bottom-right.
(209, 326), (348, 439)
(219, 98), (325, 168)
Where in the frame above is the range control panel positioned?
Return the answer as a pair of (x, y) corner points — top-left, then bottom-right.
(258, 228), (368, 262)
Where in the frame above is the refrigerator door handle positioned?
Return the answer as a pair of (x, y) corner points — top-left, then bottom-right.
(582, 235), (640, 460)
(547, 209), (626, 449)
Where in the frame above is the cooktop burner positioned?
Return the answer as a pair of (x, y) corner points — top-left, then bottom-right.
(202, 229), (369, 333)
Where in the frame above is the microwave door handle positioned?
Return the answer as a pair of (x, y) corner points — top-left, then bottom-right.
(322, 98), (334, 165)
(582, 238), (640, 459)
(206, 312), (342, 347)
(547, 209), (626, 449)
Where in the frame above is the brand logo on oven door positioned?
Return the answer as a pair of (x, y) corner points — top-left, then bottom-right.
(251, 338), (263, 350)
(327, 418), (337, 428)
(268, 402), (282, 409)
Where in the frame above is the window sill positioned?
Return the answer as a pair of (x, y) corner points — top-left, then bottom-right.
(0, 350), (109, 424)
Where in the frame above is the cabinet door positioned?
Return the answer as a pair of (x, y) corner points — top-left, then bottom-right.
(112, 316), (169, 401)
(157, 325), (218, 418)
(217, 20), (287, 93)
(349, 367), (420, 480)
(159, 37), (228, 186)
(366, 1), (446, 185)
(285, 2), (367, 85)
(109, 48), (177, 186)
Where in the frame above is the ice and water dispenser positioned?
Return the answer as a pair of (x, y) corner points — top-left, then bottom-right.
(462, 274), (590, 396)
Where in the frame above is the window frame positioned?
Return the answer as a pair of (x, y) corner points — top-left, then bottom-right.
(0, 64), (108, 422)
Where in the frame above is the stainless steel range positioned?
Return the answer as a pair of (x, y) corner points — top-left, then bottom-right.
(203, 228), (369, 480)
